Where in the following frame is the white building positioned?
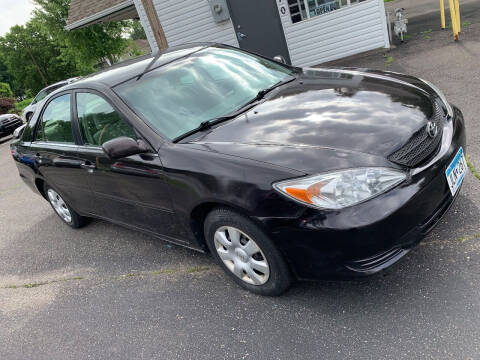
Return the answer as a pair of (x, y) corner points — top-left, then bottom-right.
(66, 0), (390, 67)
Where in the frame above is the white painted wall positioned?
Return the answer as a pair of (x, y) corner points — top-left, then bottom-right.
(277, 0), (390, 67)
(134, 0), (238, 53)
(133, 0), (158, 52)
(134, 0), (389, 66)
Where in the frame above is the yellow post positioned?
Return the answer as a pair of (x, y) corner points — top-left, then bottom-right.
(455, 0), (461, 33)
(440, 0), (446, 29)
(448, 0), (459, 40)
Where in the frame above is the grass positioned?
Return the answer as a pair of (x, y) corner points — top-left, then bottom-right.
(3, 266), (212, 289)
(384, 0), (395, 2)
(420, 29), (433, 40)
(186, 266), (209, 274)
(384, 55), (394, 68)
(116, 268), (176, 280)
(457, 233), (480, 243)
(466, 155), (480, 181)
(14, 98), (33, 113)
(2, 276), (84, 289)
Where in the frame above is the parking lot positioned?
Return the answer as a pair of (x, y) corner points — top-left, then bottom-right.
(2, 12), (480, 360)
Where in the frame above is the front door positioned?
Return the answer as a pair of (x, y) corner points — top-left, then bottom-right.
(227, 0), (291, 63)
(73, 91), (184, 242)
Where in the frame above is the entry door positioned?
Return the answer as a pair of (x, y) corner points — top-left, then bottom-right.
(228, 0), (291, 63)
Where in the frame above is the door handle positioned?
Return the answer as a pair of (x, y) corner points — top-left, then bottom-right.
(80, 161), (96, 172)
(34, 153), (44, 164)
(53, 158), (83, 167)
(237, 32), (247, 40)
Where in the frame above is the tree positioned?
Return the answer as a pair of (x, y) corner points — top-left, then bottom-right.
(0, 83), (13, 98)
(128, 20), (147, 40)
(0, 59), (14, 93)
(0, 0), (132, 97)
(32, 0), (130, 74)
(0, 23), (75, 96)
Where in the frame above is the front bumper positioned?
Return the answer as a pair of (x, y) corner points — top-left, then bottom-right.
(260, 107), (467, 280)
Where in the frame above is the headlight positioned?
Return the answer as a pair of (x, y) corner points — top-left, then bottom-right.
(421, 78), (454, 118)
(273, 168), (406, 210)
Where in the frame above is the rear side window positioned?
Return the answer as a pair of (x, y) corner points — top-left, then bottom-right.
(36, 94), (74, 143)
(33, 89), (48, 104)
(76, 92), (136, 146)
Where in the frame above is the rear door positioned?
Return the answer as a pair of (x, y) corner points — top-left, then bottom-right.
(73, 90), (182, 241)
(30, 92), (92, 213)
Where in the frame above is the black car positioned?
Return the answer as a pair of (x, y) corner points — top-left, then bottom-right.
(0, 114), (23, 139)
(10, 44), (467, 295)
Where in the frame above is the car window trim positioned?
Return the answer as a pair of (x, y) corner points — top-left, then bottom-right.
(30, 141), (79, 149)
(32, 90), (78, 145)
(73, 88), (151, 149)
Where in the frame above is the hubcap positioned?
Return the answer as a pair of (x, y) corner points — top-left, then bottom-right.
(47, 189), (72, 223)
(214, 226), (270, 285)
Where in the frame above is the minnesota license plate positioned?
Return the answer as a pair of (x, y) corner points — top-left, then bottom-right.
(445, 147), (467, 196)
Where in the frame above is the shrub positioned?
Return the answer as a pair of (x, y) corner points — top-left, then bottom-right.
(0, 82), (13, 98)
(0, 97), (15, 114)
(15, 98), (33, 113)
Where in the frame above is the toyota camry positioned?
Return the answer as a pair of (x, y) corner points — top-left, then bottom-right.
(10, 44), (467, 295)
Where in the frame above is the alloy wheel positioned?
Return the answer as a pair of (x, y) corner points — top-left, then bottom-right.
(214, 226), (270, 285)
(47, 189), (72, 223)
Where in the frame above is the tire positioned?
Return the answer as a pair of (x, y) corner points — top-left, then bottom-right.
(204, 208), (292, 296)
(44, 183), (87, 229)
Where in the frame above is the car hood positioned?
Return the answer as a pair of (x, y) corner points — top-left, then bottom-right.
(183, 68), (438, 173)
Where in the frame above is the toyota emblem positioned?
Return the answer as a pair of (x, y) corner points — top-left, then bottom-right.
(426, 121), (438, 138)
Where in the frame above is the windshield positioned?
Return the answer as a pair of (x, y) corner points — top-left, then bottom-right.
(114, 47), (294, 140)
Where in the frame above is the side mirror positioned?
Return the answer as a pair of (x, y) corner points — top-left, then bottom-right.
(13, 124), (26, 139)
(102, 137), (150, 159)
(273, 55), (287, 64)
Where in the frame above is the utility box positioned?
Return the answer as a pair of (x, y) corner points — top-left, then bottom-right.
(208, 0), (230, 23)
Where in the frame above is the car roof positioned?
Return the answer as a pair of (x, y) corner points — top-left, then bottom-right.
(65, 42), (217, 90)
(42, 78), (78, 92)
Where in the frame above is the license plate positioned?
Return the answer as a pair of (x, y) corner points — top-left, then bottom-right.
(445, 147), (467, 196)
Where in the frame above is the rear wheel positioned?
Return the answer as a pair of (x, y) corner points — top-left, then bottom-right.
(204, 208), (292, 296)
(45, 184), (87, 228)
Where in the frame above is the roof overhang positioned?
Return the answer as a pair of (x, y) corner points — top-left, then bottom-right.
(65, 0), (137, 31)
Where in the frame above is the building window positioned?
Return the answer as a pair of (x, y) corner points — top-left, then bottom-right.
(288, 0), (368, 23)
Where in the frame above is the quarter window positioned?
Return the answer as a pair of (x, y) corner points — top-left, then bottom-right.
(36, 94), (74, 143)
(76, 93), (136, 146)
(288, 0), (367, 23)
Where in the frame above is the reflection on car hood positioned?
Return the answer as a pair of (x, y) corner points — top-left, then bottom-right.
(184, 68), (437, 173)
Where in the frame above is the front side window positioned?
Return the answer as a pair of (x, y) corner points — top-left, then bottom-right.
(36, 94), (74, 143)
(76, 92), (136, 146)
(288, 0), (367, 23)
(115, 47), (294, 140)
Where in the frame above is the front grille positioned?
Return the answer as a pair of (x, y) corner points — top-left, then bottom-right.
(0, 117), (22, 133)
(388, 102), (445, 167)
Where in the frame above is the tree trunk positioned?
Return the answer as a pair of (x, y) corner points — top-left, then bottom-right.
(24, 44), (48, 87)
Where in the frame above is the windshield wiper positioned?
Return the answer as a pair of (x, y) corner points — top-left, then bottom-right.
(173, 76), (296, 143)
(237, 77), (296, 111)
(173, 113), (240, 142)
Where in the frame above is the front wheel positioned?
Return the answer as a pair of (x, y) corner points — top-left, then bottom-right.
(204, 208), (292, 296)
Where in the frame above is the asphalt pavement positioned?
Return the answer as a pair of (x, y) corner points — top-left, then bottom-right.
(1, 5), (480, 359)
